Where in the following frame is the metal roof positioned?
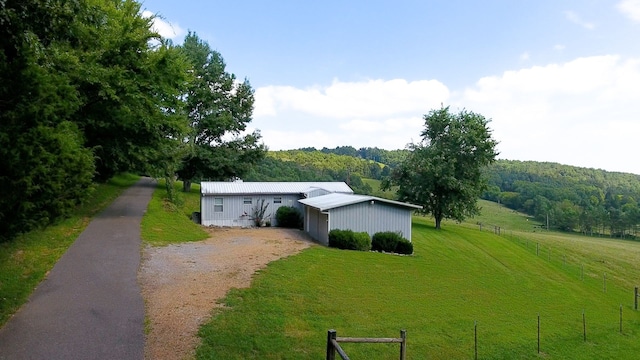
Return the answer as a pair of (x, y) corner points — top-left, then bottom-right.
(298, 193), (422, 211)
(200, 181), (353, 195)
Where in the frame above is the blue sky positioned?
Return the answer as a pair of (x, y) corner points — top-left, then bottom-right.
(142, 0), (640, 175)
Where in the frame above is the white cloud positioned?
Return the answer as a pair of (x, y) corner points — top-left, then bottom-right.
(564, 10), (595, 29)
(253, 78), (449, 151)
(255, 78), (449, 119)
(554, 44), (566, 51)
(455, 55), (640, 174)
(617, 0), (640, 22)
(141, 11), (185, 40)
(520, 52), (530, 61)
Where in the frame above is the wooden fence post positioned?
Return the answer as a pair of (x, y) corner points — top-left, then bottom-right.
(400, 330), (406, 360)
(327, 329), (336, 360)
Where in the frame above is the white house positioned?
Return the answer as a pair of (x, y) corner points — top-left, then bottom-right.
(200, 181), (353, 227)
(200, 181), (422, 244)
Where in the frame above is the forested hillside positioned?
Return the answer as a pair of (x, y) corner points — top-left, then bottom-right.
(248, 148), (640, 237)
(482, 160), (640, 237)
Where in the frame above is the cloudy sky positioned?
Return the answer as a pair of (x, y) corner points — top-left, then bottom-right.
(142, 0), (640, 175)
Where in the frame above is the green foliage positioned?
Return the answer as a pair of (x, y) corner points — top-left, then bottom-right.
(140, 180), (208, 246)
(0, 0), (192, 240)
(394, 238), (413, 255)
(483, 160), (640, 236)
(328, 229), (371, 251)
(371, 231), (413, 254)
(387, 106), (499, 229)
(275, 206), (303, 228)
(176, 32), (265, 190)
(0, 173), (139, 326)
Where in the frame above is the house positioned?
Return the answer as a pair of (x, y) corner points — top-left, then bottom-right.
(298, 193), (422, 245)
(200, 181), (354, 227)
(200, 181), (422, 245)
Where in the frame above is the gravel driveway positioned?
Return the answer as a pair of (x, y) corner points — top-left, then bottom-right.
(138, 227), (314, 360)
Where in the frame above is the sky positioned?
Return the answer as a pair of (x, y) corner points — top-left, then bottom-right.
(142, 0), (640, 175)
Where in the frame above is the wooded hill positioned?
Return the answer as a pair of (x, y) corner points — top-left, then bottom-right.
(247, 147), (640, 237)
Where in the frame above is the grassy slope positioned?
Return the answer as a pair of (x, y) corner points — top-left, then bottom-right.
(196, 202), (640, 359)
(140, 180), (208, 246)
(0, 173), (141, 326)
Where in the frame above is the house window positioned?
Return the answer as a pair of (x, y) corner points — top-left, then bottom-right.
(243, 197), (252, 205)
(273, 196), (282, 204)
(213, 198), (223, 212)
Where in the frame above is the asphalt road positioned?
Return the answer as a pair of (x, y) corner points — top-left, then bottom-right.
(0, 177), (155, 360)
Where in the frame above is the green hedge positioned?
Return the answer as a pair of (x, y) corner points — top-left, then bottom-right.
(275, 206), (303, 228)
(372, 231), (413, 255)
(328, 229), (371, 251)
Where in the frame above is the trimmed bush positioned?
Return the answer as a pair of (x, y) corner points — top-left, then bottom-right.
(372, 231), (413, 255)
(275, 206), (303, 228)
(328, 229), (371, 251)
(394, 238), (414, 255)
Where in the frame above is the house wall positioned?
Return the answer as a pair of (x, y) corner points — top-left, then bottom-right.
(201, 194), (303, 227)
(329, 202), (413, 241)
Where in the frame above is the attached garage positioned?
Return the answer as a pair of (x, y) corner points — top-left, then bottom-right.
(298, 193), (422, 245)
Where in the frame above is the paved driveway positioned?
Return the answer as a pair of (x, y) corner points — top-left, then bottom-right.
(0, 177), (155, 360)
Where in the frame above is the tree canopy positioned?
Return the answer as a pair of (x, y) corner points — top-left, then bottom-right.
(176, 32), (265, 192)
(385, 107), (499, 229)
(0, 1), (262, 241)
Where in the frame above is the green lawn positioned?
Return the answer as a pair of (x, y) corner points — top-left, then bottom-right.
(195, 210), (640, 359)
(0, 173), (141, 326)
(140, 180), (208, 246)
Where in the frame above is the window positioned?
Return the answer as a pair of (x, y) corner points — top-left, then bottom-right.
(214, 198), (223, 212)
(273, 196), (282, 204)
(243, 197), (252, 205)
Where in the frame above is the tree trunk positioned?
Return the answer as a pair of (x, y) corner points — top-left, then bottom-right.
(435, 215), (442, 230)
(183, 180), (192, 193)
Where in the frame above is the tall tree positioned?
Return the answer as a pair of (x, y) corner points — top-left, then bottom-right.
(177, 32), (265, 192)
(0, 0), (95, 241)
(384, 107), (498, 229)
(71, 0), (190, 181)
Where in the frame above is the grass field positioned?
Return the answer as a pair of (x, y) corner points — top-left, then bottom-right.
(0, 173), (141, 326)
(195, 201), (640, 359)
(140, 180), (208, 246)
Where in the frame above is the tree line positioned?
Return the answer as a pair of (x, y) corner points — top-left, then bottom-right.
(1, 0), (263, 241)
(482, 160), (640, 237)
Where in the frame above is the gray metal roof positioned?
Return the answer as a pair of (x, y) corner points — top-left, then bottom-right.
(298, 193), (422, 211)
(200, 181), (353, 195)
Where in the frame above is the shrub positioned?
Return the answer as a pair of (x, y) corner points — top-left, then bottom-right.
(328, 229), (371, 251)
(394, 239), (414, 255)
(372, 231), (413, 255)
(275, 206), (303, 228)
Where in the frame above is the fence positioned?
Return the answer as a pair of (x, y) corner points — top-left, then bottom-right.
(326, 329), (406, 360)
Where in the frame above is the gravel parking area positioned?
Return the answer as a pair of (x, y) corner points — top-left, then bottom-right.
(138, 227), (314, 360)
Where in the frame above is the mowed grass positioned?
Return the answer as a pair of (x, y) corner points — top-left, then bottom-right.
(0, 173), (141, 326)
(140, 180), (208, 246)
(196, 213), (640, 359)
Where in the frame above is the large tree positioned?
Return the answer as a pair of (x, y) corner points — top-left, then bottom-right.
(177, 32), (265, 192)
(385, 107), (499, 229)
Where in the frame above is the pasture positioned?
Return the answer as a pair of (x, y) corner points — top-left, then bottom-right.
(195, 201), (640, 359)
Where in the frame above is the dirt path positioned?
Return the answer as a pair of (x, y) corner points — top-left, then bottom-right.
(138, 227), (314, 360)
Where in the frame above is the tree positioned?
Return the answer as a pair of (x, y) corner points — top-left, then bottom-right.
(0, 0), (95, 241)
(384, 107), (498, 229)
(177, 32), (265, 192)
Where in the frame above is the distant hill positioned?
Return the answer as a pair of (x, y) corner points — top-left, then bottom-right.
(245, 147), (640, 237)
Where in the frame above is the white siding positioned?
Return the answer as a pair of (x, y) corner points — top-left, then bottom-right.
(329, 202), (413, 240)
(305, 206), (329, 245)
(201, 194), (302, 227)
